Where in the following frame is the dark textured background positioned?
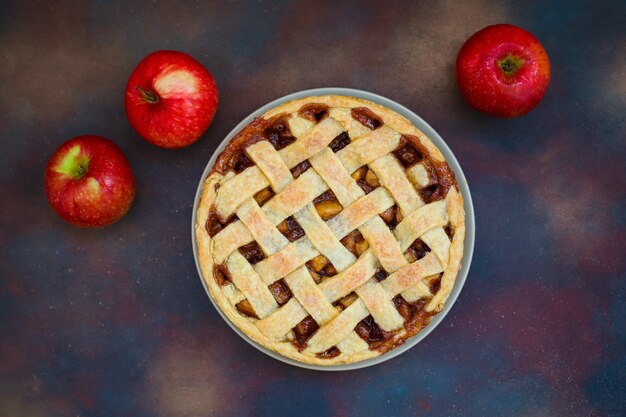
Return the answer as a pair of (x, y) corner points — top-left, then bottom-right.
(1, 1), (625, 416)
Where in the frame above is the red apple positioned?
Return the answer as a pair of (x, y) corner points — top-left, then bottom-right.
(456, 24), (550, 118)
(125, 50), (218, 148)
(45, 135), (136, 228)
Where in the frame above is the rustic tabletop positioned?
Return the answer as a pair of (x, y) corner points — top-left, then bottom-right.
(1, 1), (625, 416)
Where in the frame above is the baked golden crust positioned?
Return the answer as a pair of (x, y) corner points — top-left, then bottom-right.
(195, 95), (465, 365)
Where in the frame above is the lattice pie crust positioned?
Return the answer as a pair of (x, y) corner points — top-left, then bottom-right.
(196, 95), (465, 365)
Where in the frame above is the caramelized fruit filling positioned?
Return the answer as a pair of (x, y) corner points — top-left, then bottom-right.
(352, 296), (437, 353)
(206, 209), (225, 237)
(405, 239), (430, 262)
(399, 134), (456, 203)
(206, 203), (239, 236)
(264, 116), (296, 150)
(373, 268), (389, 282)
(254, 187), (275, 206)
(335, 292), (358, 309)
(352, 166), (380, 194)
(238, 241), (266, 264)
(393, 296), (435, 335)
(213, 264), (232, 286)
(316, 346), (341, 359)
(351, 166), (366, 180)
(428, 275), (442, 295)
(394, 144), (422, 167)
(308, 254), (328, 271)
(379, 205), (399, 229)
(213, 113), (296, 175)
(236, 299), (257, 318)
(351, 107), (383, 129)
(277, 217), (305, 242)
(354, 238), (369, 257)
(234, 153), (254, 173)
(292, 315), (319, 350)
(355, 315), (393, 349)
(313, 191), (342, 220)
(269, 279), (293, 305)
(298, 103), (329, 122)
(328, 132), (351, 152)
(306, 255), (337, 284)
(351, 271), (439, 353)
(290, 160), (311, 178)
(341, 230), (368, 257)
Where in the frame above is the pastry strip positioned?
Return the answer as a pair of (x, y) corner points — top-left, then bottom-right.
(355, 279), (404, 331)
(306, 299), (369, 353)
(359, 216), (408, 273)
(406, 162), (432, 190)
(214, 166), (269, 219)
(256, 298), (307, 340)
(394, 200), (448, 252)
(280, 117), (344, 168)
(263, 169), (329, 224)
(226, 251), (278, 319)
(369, 154), (423, 214)
(293, 204), (356, 272)
(381, 252), (443, 296)
(318, 250), (379, 302)
(326, 187), (395, 239)
(401, 279), (433, 302)
(236, 199), (288, 255)
(254, 238), (318, 285)
(284, 266), (337, 325)
(327, 108), (371, 140)
(287, 115), (315, 138)
(336, 126), (401, 174)
(336, 331), (369, 354)
(308, 147), (364, 207)
(420, 228), (451, 268)
(212, 221), (253, 264)
(246, 141), (293, 192)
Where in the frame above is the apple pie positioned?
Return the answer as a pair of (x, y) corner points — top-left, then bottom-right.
(195, 95), (465, 365)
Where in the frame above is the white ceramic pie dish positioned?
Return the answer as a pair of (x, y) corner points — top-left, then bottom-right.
(191, 87), (475, 371)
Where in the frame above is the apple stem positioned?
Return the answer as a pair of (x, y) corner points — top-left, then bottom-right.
(497, 54), (525, 76)
(135, 86), (159, 103)
(501, 61), (515, 73)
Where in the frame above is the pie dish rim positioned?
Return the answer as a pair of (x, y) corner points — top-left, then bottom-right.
(191, 87), (475, 371)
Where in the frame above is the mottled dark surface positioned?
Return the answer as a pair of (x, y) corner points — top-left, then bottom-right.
(1, 1), (625, 416)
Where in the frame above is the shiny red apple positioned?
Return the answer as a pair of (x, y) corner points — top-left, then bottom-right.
(45, 135), (136, 228)
(456, 24), (550, 118)
(125, 50), (218, 148)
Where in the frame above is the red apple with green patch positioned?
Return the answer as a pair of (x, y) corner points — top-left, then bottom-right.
(456, 24), (551, 118)
(45, 135), (136, 228)
(125, 50), (219, 149)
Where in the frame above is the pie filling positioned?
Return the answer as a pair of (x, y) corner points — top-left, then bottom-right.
(204, 101), (459, 360)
